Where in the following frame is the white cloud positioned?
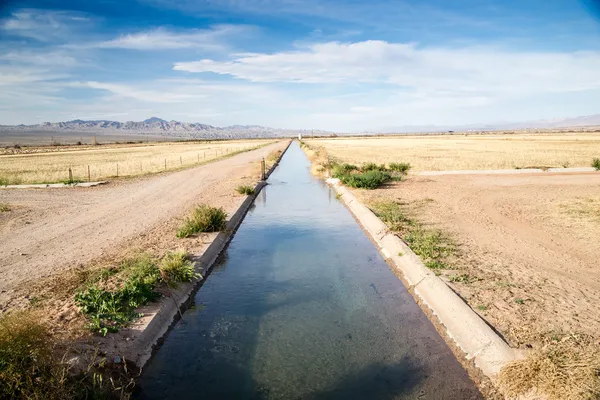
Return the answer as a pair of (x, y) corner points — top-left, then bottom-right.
(0, 51), (79, 67)
(0, 8), (90, 41)
(80, 81), (210, 103)
(173, 40), (600, 97)
(94, 25), (252, 50)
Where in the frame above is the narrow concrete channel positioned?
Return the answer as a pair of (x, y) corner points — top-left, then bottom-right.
(137, 142), (482, 399)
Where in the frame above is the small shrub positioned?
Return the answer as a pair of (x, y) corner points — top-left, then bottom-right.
(515, 298), (525, 305)
(361, 162), (387, 172)
(339, 170), (392, 189)
(177, 205), (227, 238)
(476, 304), (488, 311)
(236, 185), (255, 195)
(388, 162), (412, 174)
(331, 163), (358, 178)
(159, 251), (196, 286)
(0, 203), (10, 212)
(593, 158), (600, 171)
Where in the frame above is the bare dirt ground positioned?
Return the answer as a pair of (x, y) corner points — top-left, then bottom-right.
(0, 141), (287, 312)
(356, 171), (600, 348)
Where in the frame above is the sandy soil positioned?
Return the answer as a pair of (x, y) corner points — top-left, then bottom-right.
(0, 141), (287, 311)
(356, 171), (600, 347)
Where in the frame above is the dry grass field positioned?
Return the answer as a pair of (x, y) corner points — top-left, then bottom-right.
(308, 132), (600, 171)
(0, 139), (273, 184)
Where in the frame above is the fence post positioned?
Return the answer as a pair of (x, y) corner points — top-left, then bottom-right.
(68, 167), (73, 183)
(180, 156), (182, 165)
(87, 165), (90, 182)
(261, 158), (266, 180)
(164, 159), (167, 171)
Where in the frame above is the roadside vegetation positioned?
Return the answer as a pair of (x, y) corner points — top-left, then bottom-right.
(236, 185), (255, 195)
(330, 161), (410, 189)
(176, 204), (227, 238)
(0, 202), (10, 212)
(75, 252), (196, 335)
(593, 157), (600, 170)
(371, 201), (454, 273)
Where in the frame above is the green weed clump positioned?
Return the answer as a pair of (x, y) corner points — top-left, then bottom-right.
(159, 251), (196, 286)
(361, 162), (387, 172)
(236, 185), (255, 195)
(0, 203), (10, 212)
(593, 158), (600, 171)
(177, 204), (227, 238)
(339, 170), (392, 189)
(75, 252), (196, 335)
(388, 162), (412, 174)
(0, 312), (71, 399)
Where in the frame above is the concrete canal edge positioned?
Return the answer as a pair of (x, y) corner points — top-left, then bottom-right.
(104, 140), (293, 369)
(327, 179), (521, 382)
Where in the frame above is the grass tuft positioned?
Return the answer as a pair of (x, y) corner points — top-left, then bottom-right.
(0, 312), (71, 399)
(0, 203), (10, 212)
(176, 204), (227, 238)
(593, 158), (600, 171)
(159, 251), (196, 287)
(498, 334), (600, 400)
(388, 162), (412, 174)
(236, 185), (255, 195)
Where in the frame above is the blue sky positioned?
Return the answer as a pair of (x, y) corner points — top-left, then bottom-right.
(1, 0), (600, 131)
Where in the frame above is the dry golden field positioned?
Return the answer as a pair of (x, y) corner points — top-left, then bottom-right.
(0, 140), (273, 184)
(308, 132), (600, 171)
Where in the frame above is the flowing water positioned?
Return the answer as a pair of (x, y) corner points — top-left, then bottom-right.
(137, 141), (482, 399)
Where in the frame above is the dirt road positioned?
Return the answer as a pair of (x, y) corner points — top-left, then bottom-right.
(358, 172), (600, 346)
(0, 141), (287, 309)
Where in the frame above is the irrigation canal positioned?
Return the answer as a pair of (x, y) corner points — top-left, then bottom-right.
(137, 141), (482, 399)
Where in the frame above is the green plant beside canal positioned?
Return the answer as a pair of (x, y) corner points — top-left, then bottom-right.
(75, 252), (196, 335)
(371, 201), (454, 274)
(176, 204), (227, 238)
(331, 161), (411, 189)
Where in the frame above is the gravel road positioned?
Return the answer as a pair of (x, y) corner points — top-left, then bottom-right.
(0, 141), (287, 309)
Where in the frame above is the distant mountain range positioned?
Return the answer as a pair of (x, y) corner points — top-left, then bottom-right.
(375, 113), (600, 133)
(2, 113), (600, 139)
(0, 117), (332, 139)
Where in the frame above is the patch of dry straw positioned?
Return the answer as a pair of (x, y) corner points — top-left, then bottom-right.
(498, 334), (600, 400)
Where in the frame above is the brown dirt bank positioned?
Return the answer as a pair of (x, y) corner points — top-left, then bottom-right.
(356, 171), (600, 347)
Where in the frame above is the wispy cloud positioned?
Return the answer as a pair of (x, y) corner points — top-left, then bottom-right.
(174, 40), (600, 96)
(93, 25), (253, 51)
(0, 8), (91, 42)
